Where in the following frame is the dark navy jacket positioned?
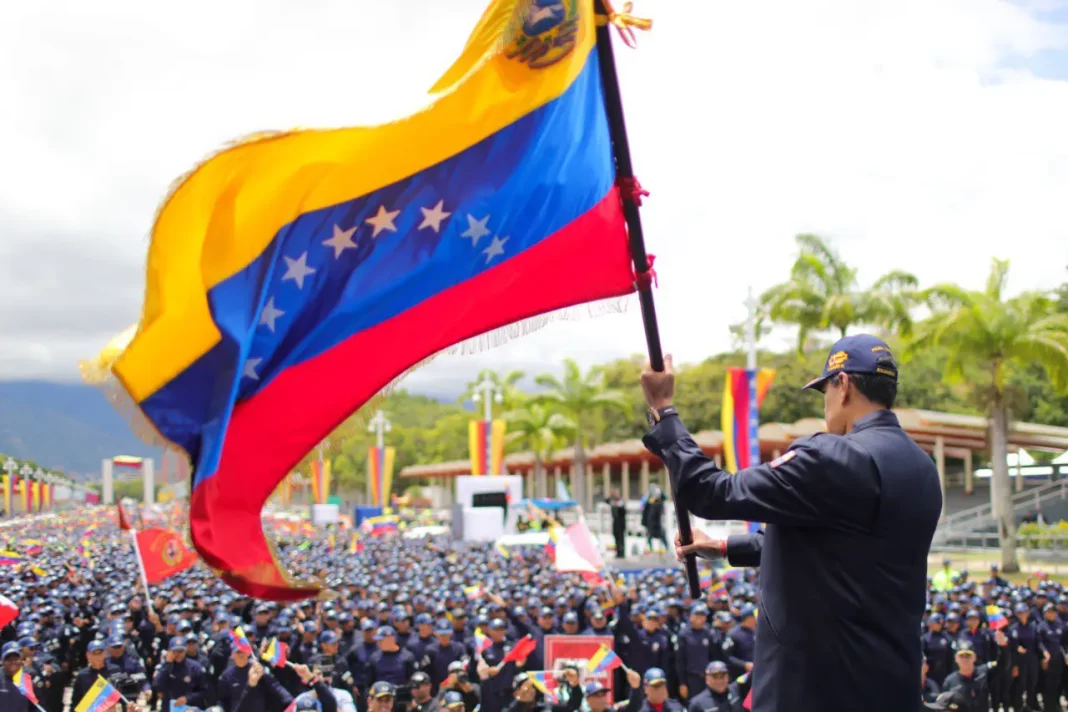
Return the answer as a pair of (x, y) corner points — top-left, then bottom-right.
(153, 658), (208, 711)
(644, 409), (941, 712)
(217, 662), (293, 712)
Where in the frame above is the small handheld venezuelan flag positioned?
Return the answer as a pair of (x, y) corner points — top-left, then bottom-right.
(262, 638), (288, 668)
(74, 675), (122, 712)
(473, 627), (492, 654)
(86, 0), (638, 602)
(986, 605), (1007, 630)
(13, 667), (39, 704)
(229, 626), (254, 654)
(586, 644), (622, 674)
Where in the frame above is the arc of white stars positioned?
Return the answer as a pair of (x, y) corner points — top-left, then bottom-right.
(282, 252), (316, 290)
(243, 358), (262, 381)
(418, 200), (451, 233)
(461, 214), (491, 246)
(483, 235), (509, 264)
(259, 297), (285, 333)
(366, 205), (400, 238)
(323, 224), (357, 258)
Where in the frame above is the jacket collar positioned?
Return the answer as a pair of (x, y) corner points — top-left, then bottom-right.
(849, 409), (899, 435)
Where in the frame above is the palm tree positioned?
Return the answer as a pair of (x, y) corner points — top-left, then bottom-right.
(504, 404), (576, 498)
(910, 258), (1068, 571)
(533, 359), (628, 507)
(759, 234), (920, 349)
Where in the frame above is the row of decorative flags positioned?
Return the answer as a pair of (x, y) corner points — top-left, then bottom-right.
(1, 475), (55, 514)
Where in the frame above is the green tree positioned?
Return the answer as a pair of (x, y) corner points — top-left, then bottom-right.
(759, 234), (919, 349)
(533, 359), (628, 506)
(503, 404), (576, 498)
(910, 258), (1068, 571)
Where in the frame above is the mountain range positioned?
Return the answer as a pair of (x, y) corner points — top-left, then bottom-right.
(0, 380), (161, 476)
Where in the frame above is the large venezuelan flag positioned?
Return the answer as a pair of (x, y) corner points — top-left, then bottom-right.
(100, 0), (635, 600)
(721, 367), (775, 534)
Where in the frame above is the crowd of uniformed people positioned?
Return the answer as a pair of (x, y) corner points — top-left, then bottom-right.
(1, 509), (1066, 712)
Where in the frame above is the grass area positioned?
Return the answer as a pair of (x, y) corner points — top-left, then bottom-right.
(928, 550), (1068, 584)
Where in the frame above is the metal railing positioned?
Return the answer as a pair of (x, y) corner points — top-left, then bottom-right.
(934, 480), (1068, 541)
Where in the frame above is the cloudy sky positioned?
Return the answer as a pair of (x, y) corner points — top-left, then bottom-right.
(2, 0), (1067, 399)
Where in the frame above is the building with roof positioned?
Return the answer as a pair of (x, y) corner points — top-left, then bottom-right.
(400, 409), (1068, 518)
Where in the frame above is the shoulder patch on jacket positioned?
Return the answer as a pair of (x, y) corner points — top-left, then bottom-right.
(769, 450), (797, 468)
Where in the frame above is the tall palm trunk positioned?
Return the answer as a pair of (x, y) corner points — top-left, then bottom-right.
(573, 436), (586, 510)
(534, 457), (547, 499)
(990, 393), (1019, 572)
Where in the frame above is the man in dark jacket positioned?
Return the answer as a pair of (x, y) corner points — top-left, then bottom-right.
(641, 335), (941, 712)
(217, 646), (292, 711)
(0, 642), (32, 712)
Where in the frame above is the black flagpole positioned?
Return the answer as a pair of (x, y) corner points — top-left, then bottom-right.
(593, 0), (701, 599)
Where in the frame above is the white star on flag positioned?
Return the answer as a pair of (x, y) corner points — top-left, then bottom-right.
(282, 252), (316, 290)
(483, 235), (508, 264)
(259, 297), (285, 333)
(243, 358), (262, 380)
(366, 205), (400, 238)
(322, 224), (357, 258)
(418, 200), (452, 233)
(461, 215), (491, 246)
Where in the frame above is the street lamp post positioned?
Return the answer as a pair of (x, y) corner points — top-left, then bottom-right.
(743, 287), (762, 468)
(471, 377), (503, 475)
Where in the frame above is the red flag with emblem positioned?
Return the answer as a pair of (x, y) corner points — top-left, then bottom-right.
(135, 527), (198, 583)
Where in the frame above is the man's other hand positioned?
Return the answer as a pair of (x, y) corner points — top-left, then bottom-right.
(641, 354), (675, 411)
(676, 528), (725, 562)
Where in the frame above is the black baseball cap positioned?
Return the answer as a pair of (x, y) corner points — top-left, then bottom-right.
(370, 681), (396, 698)
(803, 334), (898, 392)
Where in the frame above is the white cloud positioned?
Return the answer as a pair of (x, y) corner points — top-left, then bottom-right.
(0, 0), (1066, 388)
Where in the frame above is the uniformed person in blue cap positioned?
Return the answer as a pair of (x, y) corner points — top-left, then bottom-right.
(105, 632), (149, 706)
(685, 662), (742, 712)
(628, 667), (683, 712)
(641, 334), (942, 712)
(673, 603), (713, 700)
(152, 636), (208, 712)
(424, 620), (467, 689)
(923, 613), (954, 686)
(1009, 601), (1040, 710)
(0, 641), (33, 712)
(71, 639), (110, 710)
(310, 629), (355, 699)
(367, 626), (417, 711)
(1037, 602), (1065, 709)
